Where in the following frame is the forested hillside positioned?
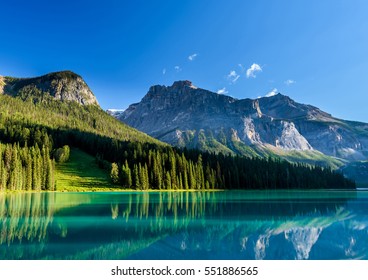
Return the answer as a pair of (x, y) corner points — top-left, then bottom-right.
(0, 80), (355, 191)
(0, 142), (54, 191)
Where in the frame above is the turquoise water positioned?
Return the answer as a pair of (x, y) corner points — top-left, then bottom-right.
(0, 190), (367, 260)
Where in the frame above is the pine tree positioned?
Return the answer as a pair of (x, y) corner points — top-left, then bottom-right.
(121, 160), (132, 188)
(138, 163), (149, 190)
(26, 154), (33, 191)
(165, 171), (172, 190)
(133, 164), (140, 189)
(144, 163), (149, 190)
(1, 166), (7, 191)
(9, 145), (17, 191)
(183, 170), (189, 190)
(188, 161), (195, 189)
(169, 152), (177, 189)
(32, 147), (42, 191)
(45, 157), (54, 190)
(110, 162), (120, 184)
(195, 155), (205, 189)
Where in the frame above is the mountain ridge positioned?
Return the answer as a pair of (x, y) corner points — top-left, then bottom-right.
(116, 80), (368, 166)
(0, 71), (356, 191)
(0, 71), (99, 106)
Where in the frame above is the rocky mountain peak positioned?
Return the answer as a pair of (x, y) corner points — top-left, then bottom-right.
(1, 71), (99, 106)
(266, 92), (287, 98)
(117, 81), (368, 164)
(171, 80), (196, 89)
(147, 80), (196, 95)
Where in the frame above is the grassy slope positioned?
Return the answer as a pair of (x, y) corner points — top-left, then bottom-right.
(261, 145), (345, 169)
(55, 148), (119, 192)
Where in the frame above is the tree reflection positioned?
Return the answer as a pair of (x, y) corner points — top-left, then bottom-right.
(1, 191), (367, 260)
(0, 193), (55, 245)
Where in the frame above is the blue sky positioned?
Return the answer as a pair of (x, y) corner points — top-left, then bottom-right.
(1, 0), (368, 122)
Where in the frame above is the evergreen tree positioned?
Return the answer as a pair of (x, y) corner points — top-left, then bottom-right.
(133, 164), (140, 189)
(121, 160), (132, 188)
(165, 171), (172, 190)
(169, 152), (177, 189)
(110, 162), (119, 184)
(25, 154), (32, 191)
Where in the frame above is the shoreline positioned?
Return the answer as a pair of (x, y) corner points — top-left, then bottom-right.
(0, 188), (360, 194)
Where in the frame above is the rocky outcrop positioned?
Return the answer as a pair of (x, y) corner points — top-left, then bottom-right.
(117, 80), (368, 163)
(106, 109), (125, 119)
(1, 71), (99, 106)
(0, 76), (5, 94)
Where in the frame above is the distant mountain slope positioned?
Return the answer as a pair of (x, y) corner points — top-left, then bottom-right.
(0, 71), (98, 106)
(339, 161), (368, 187)
(0, 71), (164, 146)
(117, 81), (368, 166)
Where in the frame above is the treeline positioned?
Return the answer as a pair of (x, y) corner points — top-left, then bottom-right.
(0, 93), (161, 145)
(0, 112), (56, 191)
(0, 143), (55, 191)
(104, 144), (355, 190)
(0, 93), (356, 191)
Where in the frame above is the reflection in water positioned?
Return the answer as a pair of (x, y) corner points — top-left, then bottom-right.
(0, 193), (54, 245)
(285, 227), (322, 259)
(0, 191), (368, 260)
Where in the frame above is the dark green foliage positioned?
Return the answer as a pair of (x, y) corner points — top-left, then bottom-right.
(0, 93), (162, 145)
(120, 161), (132, 188)
(54, 145), (70, 163)
(0, 143), (55, 191)
(102, 143), (354, 190)
(0, 91), (355, 192)
(110, 163), (119, 184)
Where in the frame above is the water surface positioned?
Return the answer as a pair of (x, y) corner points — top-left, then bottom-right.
(0, 190), (367, 260)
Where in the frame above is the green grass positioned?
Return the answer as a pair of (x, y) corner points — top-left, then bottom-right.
(55, 148), (121, 192)
(231, 140), (261, 157)
(54, 149), (226, 192)
(260, 145), (345, 169)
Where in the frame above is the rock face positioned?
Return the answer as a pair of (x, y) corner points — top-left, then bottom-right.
(0, 76), (6, 95)
(0, 71), (99, 106)
(118, 80), (368, 162)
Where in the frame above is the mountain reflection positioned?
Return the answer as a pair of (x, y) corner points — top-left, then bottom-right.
(0, 191), (367, 260)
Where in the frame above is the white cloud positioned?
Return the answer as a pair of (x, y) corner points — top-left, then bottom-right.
(246, 63), (262, 78)
(227, 70), (240, 83)
(188, 53), (198, 61)
(162, 68), (166, 75)
(265, 88), (278, 97)
(238, 64), (245, 71)
(285, 79), (296, 85)
(174, 66), (182, 72)
(217, 87), (228, 95)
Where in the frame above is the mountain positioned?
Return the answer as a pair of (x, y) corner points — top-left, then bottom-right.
(106, 109), (126, 119)
(117, 80), (368, 167)
(0, 71), (166, 192)
(0, 71), (354, 192)
(0, 71), (98, 106)
(339, 161), (368, 187)
(0, 74), (163, 146)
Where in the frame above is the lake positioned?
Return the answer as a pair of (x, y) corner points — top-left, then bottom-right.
(0, 190), (367, 260)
